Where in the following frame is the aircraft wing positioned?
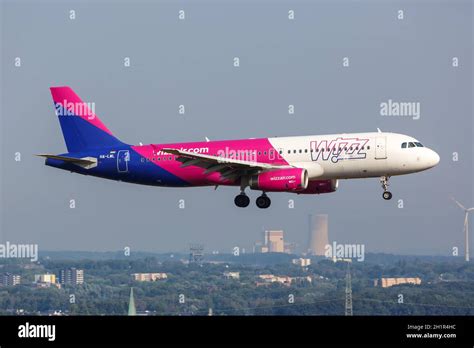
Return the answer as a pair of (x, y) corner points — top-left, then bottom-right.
(160, 148), (287, 180)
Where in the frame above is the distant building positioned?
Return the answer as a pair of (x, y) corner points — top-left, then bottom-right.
(253, 242), (269, 253)
(34, 274), (56, 284)
(258, 274), (292, 286)
(265, 230), (284, 252)
(59, 268), (84, 285)
(0, 273), (21, 286)
(254, 230), (294, 254)
(131, 273), (167, 282)
(292, 258), (311, 267)
(308, 214), (329, 256)
(374, 277), (422, 288)
(257, 274), (312, 286)
(189, 244), (204, 264)
(223, 272), (240, 280)
(34, 274), (61, 288)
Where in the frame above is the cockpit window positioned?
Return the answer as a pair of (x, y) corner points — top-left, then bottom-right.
(414, 142), (424, 147)
(408, 142), (416, 148)
(401, 142), (407, 148)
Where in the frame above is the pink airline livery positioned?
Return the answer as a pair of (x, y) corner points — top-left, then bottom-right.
(38, 87), (440, 208)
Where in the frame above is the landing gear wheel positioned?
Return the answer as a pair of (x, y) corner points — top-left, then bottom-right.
(235, 194), (250, 207)
(380, 176), (392, 201)
(234, 193), (250, 208)
(256, 194), (271, 209)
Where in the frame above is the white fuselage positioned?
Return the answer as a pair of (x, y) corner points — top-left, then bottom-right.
(268, 132), (440, 180)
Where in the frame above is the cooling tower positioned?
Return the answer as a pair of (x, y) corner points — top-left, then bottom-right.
(308, 214), (329, 256)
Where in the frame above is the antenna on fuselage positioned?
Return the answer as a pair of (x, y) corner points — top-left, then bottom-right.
(205, 137), (210, 142)
(377, 128), (382, 133)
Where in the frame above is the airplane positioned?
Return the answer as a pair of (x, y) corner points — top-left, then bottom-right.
(38, 86), (440, 209)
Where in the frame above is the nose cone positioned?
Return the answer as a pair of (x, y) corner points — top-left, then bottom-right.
(427, 149), (440, 168)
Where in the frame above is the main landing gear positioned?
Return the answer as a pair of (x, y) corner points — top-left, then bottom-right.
(234, 191), (271, 208)
(256, 193), (271, 209)
(380, 176), (393, 200)
(234, 192), (250, 208)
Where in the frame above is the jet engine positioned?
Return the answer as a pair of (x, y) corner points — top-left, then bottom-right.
(249, 168), (309, 192)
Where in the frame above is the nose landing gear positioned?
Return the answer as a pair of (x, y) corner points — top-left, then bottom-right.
(380, 176), (392, 200)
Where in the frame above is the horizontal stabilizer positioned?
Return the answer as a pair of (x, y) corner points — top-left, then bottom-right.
(36, 154), (98, 169)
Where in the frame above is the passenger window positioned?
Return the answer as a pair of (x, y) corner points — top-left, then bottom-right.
(288, 150), (291, 154)
(401, 143), (407, 148)
(367, 146), (370, 150)
(299, 149), (302, 153)
(305, 149), (308, 153)
(293, 150), (296, 154)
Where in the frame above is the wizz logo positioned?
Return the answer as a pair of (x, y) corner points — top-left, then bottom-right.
(310, 137), (369, 163)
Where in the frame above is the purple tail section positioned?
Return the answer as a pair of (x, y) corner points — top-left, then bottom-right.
(50, 86), (126, 152)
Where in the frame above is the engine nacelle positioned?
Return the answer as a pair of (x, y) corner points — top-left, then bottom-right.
(297, 179), (339, 194)
(249, 168), (309, 192)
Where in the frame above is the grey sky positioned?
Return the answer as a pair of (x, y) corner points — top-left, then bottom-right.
(1, 0), (472, 255)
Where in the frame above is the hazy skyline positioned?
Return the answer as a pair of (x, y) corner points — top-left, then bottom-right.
(1, 0), (472, 255)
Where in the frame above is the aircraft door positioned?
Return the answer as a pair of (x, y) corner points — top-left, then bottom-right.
(375, 136), (387, 159)
(117, 150), (130, 172)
